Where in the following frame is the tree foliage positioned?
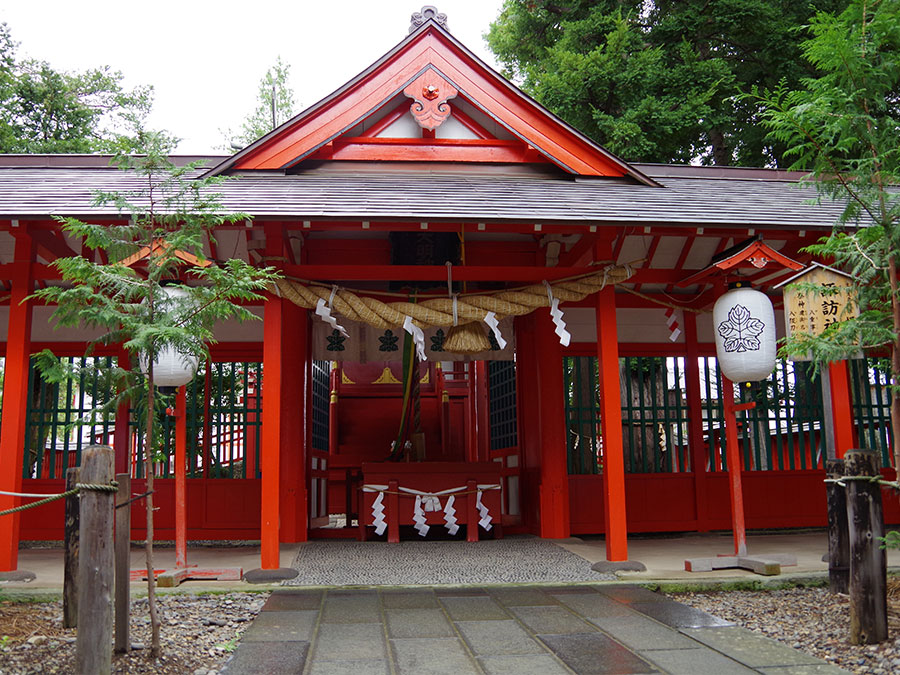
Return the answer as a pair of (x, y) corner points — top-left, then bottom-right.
(486, 0), (848, 165)
(753, 0), (900, 464)
(31, 128), (280, 656)
(0, 23), (152, 153)
(222, 56), (297, 150)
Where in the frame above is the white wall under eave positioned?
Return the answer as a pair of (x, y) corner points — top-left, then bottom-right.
(0, 305), (266, 345)
(564, 306), (786, 346)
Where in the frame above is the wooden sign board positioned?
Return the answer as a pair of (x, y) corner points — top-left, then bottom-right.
(781, 265), (855, 361)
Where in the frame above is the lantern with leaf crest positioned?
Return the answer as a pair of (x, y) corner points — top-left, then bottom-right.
(713, 281), (777, 382)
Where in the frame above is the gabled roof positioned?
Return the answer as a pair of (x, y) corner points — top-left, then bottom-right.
(204, 19), (658, 186)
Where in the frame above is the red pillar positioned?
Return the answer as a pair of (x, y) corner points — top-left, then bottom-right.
(514, 315), (541, 530)
(260, 293), (284, 569)
(174, 386), (187, 569)
(721, 374), (748, 556)
(474, 361), (490, 461)
(534, 307), (570, 538)
(595, 243), (628, 562)
(0, 234), (34, 571)
(683, 313), (710, 531)
(829, 361), (856, 460)
(279, 300), (307, 543)
(114, 352), (131, 476)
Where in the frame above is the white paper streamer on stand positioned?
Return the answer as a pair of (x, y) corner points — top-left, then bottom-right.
(544, 281), (571, 347)
(412, 495), (430, 537)
(315, 297), (349, 337)
(403, 316), (427, 361)
(442, 495), (459, 535)
(371, 491), (387, 536)
(475, 490), (493, 531)
(483, 311), (507, 349)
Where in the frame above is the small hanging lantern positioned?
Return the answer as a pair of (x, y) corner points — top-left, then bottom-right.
(713, 282), (776, 382)
(140, 285), (199, 387)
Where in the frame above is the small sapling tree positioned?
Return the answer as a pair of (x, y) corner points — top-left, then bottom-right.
(32, 127), (279, 658)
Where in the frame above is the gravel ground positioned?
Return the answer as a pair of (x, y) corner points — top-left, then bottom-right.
(671, 585), (900, 675)
(0, 593), (266, 674)
(286, 537), (615, 585)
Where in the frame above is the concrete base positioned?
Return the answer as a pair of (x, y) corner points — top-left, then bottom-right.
(243, 567), (299, 584)
(0, 569), (36, 582)
(591, 559), (647, 573)
(685, 553), (798, 576)
(157, 566), (243, 587)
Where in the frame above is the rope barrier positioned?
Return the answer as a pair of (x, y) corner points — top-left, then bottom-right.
(0, 481), (119, 518)
(824, 476), (900, 490)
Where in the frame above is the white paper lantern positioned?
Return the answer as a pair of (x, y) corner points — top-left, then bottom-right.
(139, 286), (199, 387)
(713, 284), (777, 382)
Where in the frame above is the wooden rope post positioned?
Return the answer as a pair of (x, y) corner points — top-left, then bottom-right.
(826, 459), (849, 594)
(114, 472), (131, 654)
(63, 467), (80, 629)
(845, 450), (887, 645)
(76, 445), (115, 675)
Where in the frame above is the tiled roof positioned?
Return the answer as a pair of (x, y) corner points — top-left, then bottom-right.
(0, 163), (846, 230)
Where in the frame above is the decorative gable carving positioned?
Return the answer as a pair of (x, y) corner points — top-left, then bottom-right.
(403, 69), (458, 130)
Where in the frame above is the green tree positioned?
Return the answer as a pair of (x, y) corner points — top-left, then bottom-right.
(486, 0), (848, 165)
(223, 56), (297, 149)
(32, 128), (279, 657)
(0, 23), (152, 153)
(754, 0), (900, 467)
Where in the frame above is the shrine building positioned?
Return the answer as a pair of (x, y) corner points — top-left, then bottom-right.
(0, 7), (894, 573)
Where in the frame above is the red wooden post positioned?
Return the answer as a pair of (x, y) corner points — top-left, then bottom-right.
(595, 244), (628, 562)
(683, 313), (709, 531)
(114, 352), (132, 476)
(174, 386), (187, 569)
(474, 361), (490, 461)
(0, 233), (34, 571)
(829, 361), (856, 460)
(260, 292), (285, 569)
(534, 306), (570, 539)
(279, 300), (307, 543)
(466, 362), (478, 462)
(387, 479), (400, 543)
(466, 479), (479, 542)
(720, 374), (748, 556)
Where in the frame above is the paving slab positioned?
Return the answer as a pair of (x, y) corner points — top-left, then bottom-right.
(551, 590), (641, 618)
(590, 614), (703, 651)
(308, 658), (391, 675)
(390, 637), (480, 674)
(262, 589), (324, 611)
(220, 640), (309, 674)
(438, 595), (510, 620)
(755, 665), (850, 674)
(380, 589), (439, 608)
(597, 585), (670, 604)
(683, 626), (830, 668)
(510, 605), (598, 634)
(488, 587), (560, 606)
(321, 592), (382, 623)
(538, 632), (660, 674)
(478, 653), (573, 674)
(629, 599), (735, 628)
(239, 609), (318, 642)
(456, 619), (547, 655)
(314, 622), (387, 660)
(385, 608), (455, 638)
(637, 647), (758, 675)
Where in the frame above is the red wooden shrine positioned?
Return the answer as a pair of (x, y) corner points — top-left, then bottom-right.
(0, 9), (894, 573)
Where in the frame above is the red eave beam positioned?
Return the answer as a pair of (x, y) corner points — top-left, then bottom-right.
(278, 263), (595, 282)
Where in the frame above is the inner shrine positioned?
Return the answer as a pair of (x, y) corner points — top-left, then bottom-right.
(0, 6), (895, 575)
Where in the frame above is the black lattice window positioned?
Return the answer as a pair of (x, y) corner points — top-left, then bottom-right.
(311, 360), (330, 452)
(488, 361), (518, 451)
(563, 356), (602, 474)
(849, 357), (893, 467)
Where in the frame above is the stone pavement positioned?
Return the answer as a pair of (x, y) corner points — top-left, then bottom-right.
(220, 584), (848, 675)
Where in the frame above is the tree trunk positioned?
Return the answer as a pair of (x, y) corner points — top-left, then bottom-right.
(889, 257), (900, 472)
(144, 378), (161, 657)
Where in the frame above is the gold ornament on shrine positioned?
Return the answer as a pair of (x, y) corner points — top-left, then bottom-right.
(777, 263), (857, 362)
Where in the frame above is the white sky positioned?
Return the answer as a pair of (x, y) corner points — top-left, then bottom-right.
(1, 0), (507, 154)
